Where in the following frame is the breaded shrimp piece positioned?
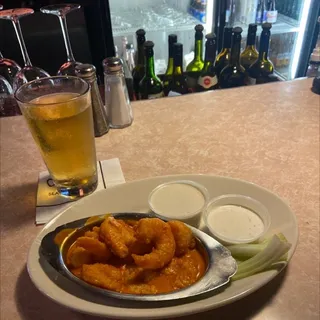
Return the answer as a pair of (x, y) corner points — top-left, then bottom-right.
(132, 218), (175, 270)
(84, 226), (100, 240)
(82, 263), (124, 291)
(122, 284), (157, 295)
(76, 236), (111, 261)
(167, 220), (196, 256)
(67, 245), (92, 268)
(100, 217), (137, 258)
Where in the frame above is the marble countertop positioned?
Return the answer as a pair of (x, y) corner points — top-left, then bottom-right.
(0, 78), (319, 320)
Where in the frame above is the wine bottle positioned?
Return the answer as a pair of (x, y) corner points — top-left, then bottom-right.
(120, 37), (135, 101)
(132, 29), (146, 100)
(256, 0), (263, 24)
(163, 34), (178, 88)
(126, 43), (135, 72)
(219, 27), (247, 89)
(165, 43), (189, 96)
(248, 23), (274, 84)
(261, 0), (267, 23)
(240, 24), (259, 70)
(266, 0), (278, 23)
(186, 24), (205, 92)
(139, 41), (164, 100)
(197, 33), (219, 91)
(215, 27), (232, 77)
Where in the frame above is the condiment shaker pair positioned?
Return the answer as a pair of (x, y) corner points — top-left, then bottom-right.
(75, 58), (133, 137)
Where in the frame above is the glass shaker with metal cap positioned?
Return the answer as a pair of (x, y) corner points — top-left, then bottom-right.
(103, 57), (133, 129)
(75, 64), (109, 137)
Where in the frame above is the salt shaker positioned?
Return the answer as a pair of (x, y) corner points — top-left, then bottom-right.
(75, 64), (109, 137)
(103, 57), (133, 129)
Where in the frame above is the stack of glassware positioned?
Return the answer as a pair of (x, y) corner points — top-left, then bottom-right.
(0, 4), (83, 116)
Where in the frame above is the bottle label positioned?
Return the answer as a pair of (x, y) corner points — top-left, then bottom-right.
(247, 77), (257, 85)
(187, 75), (199, 92)
(147, 92), (165, 100)
(266, 10), (278, 23)
(198, 75), (218, 89)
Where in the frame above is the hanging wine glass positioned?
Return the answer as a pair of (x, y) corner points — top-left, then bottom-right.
(40, 4), (82, 75)
(0, 9), (50, 91)
(0, 74), (21, 116)
(0, 4), (22, 86)
(0, 51), (21, 87)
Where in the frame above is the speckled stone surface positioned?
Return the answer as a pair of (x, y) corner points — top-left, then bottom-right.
(0, 78), (319, 320)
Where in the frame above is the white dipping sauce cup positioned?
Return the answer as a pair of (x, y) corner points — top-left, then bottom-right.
(204, 194), (271, 245)
(148, 180), (209, 228)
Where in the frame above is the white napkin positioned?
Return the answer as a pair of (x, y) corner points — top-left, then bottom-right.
(35, 158), (125, 225)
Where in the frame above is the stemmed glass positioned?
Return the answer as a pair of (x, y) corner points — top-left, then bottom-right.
(0, 5), (21, 86)
(0, 8), (50, 91)
(40, 4), (82, 75)
(0, 51), (21, 87)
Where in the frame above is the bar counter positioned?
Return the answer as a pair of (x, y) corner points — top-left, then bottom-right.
(0, 78), (319, 320)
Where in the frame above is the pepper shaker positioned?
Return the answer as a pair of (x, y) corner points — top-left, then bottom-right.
(103, 57), (133, 129)
(75, 64), (109, 137)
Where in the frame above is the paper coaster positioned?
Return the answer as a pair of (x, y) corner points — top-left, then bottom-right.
(35, 158), (125, 225)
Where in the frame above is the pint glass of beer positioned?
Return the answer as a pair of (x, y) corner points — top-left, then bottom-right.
(15, 76), (98, 198)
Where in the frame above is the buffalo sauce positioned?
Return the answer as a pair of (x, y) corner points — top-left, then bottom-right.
(146, 249), (206, 293)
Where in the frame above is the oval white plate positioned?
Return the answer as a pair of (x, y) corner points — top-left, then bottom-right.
(27, 174), (298, 319)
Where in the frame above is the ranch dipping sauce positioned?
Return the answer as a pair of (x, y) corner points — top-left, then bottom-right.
(148, 181), (208, 227)
(207, 205), (264, 241)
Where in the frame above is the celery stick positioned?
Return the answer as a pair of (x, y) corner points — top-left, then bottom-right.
(227, 233), (289, 260)
(232, 235), (291, 281)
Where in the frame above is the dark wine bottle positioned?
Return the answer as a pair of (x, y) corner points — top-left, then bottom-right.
(163, 34), (178, 88)
(248, 23), (274, 84)
(139, 41), (164, 100)
(240, 24), (259, 71)
(215, 27), (232, 77)
(219, 27), (247, 89)
(197, 33), (219, 91)
(165, 43), (189, 96)
(186, 24), (205, 92)
(132, 29), (146, 100)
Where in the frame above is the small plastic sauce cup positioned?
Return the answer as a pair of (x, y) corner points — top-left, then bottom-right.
(148, 180), (209, 228)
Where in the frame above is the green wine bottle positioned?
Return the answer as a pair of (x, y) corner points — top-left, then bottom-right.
(165, 43), (189, 96)
(197, 33), (219, 91)
(132, 29), (146, 100)
(240, 23), (259, 70)
(248, 23), (274, 84)
(219, 27), (247, 89)
(139, 41), (164, 100)
(215, 27), (232, 77)
(186, 24), (204, 92)
(163, 34), (178, 89)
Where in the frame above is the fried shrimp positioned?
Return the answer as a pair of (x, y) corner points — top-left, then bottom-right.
(167, 220), (196, 256)
(76, 236), (111, 261)
(100, 217), (136, 258)
(132, 218), (176, 270)
(67, 245), (92, 268)
(84, 226), (100, 240)
(82, 263), (124, 291)
(123, 284), (157, 294)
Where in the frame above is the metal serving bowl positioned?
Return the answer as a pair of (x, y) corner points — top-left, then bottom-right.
(40, 212), (237, 302)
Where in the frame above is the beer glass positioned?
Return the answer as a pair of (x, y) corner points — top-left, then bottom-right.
(15, 76), (98, 198)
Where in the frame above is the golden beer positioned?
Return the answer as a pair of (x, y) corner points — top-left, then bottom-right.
(19, 88), (97, 198)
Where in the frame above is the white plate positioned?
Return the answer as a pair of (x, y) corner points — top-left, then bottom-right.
(27, 174), (298, 319)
